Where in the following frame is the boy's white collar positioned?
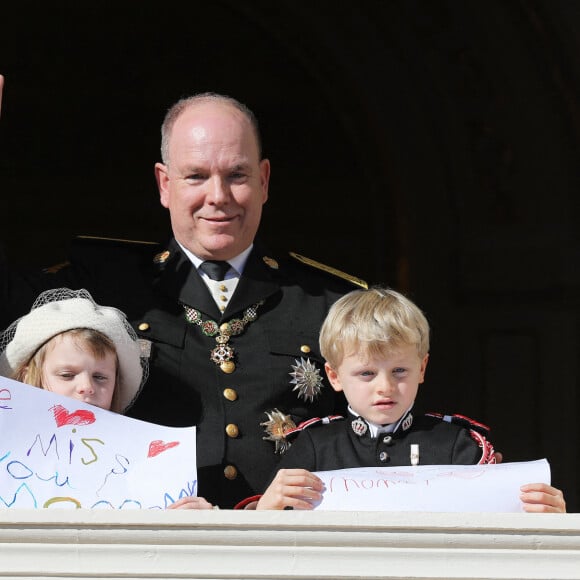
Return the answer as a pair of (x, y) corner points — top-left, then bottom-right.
(348, 405), (414, 438)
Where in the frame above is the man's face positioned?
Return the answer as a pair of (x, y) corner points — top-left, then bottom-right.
(155, 102), (270, 260)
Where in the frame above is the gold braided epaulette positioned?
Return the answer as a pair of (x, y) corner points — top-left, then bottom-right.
(289, 252), (367, 289)
(43, 261), (70, 274)
(75, 235), (159, 246)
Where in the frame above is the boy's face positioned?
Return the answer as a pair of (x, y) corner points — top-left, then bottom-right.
(325, 344), (429, 426)
(40, 334), (117, 410)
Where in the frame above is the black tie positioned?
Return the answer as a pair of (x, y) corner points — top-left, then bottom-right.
(199, 260), (231, 281)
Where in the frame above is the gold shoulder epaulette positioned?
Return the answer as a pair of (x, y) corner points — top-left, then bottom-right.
(289, 252), (367, 289)
(43, 261), (70, 274)
(75, 235), (159, 246)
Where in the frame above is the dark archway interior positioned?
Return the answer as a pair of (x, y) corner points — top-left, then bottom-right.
(1, 1), (579, 510)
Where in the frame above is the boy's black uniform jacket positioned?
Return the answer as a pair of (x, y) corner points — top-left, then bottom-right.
(274, 411), (494, 474)
(0, 237), (363, 508)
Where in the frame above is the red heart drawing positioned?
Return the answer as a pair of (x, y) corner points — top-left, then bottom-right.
(0, 388), (12, 409)
(51, 404), (96, 427)
(148, 439), (180, 458)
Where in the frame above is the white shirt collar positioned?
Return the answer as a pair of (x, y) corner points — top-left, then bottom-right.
(176, 242), (253, 277)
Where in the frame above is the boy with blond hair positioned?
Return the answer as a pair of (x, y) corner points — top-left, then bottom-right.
(253, 287), (565, 512)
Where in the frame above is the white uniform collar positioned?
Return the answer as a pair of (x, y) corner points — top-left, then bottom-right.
(347, 405), (415, 438)
(177, 242), (253, 278)
(176, 243), (253, 312)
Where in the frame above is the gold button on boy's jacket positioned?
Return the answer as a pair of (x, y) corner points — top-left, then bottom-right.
(223, 465), (238, 480)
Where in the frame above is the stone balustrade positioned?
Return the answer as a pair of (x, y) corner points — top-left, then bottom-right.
(1, 510), (579, 579)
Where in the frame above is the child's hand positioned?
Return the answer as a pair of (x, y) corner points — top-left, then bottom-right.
(520, 483), (566, 513)
(166, 496), (215, 510)
(256, 469), (324, 510)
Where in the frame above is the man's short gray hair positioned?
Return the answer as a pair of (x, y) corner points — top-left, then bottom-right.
(160, 92), (263, 164)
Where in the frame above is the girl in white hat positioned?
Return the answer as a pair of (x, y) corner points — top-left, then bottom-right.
(0, 288), (213, 510)
(0, 288), (145, 413)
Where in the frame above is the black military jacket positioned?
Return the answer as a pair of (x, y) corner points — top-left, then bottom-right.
(274, 411), (492, 476)
(1, 237), (364, 507)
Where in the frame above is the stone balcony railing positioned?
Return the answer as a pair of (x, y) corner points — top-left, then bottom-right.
(1, 510), (579, 579)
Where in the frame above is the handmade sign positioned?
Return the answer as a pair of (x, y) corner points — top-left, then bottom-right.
(313, 459), (550, 512)
(0, 376), (197, 509)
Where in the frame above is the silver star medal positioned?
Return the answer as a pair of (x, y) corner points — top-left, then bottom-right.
(289, 357), (324, 402)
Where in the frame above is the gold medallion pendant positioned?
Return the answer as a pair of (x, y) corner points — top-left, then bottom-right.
(182, 301), (264, 373)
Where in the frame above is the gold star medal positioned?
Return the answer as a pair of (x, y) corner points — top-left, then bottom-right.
(261, 409), (297, 454)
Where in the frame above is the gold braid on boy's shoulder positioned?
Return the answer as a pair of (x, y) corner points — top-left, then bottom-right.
(288, 252), (367, 288)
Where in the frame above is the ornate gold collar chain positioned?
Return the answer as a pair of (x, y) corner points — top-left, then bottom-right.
(181, 300), (264, 374)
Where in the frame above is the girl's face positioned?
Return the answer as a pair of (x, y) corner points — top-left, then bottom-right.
(40, 334), (117, 410)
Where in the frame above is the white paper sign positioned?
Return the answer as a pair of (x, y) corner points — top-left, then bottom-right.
(0, 376), (197, 509)
(313, 460), (550, 512)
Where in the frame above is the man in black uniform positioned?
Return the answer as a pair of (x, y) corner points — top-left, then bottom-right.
(0, 88), (365, 507)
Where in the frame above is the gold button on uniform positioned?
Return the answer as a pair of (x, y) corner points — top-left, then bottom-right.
(220, 361), (235, 373)
(300, 344), (311, 353)
(138, 323), (150, 331)
(224, 465), (238, 480)
(223, 388), (238, 401)
(226, 423), (239, 438)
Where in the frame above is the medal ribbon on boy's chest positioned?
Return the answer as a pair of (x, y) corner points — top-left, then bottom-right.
(181, 300), (264, 374)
